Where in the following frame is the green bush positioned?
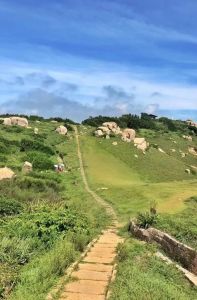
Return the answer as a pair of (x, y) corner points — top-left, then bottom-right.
(137, 211), (158, 229)
(25, 151), (54, 170)
(0, 154), (7, 163)
(3, 209), (91, 246)
(0, 142), (7, 153)
(17, 176), (60, 192)
(20, 139), (55, 155)
(0, 198), (23, 216)
(2, 126), (24, 133)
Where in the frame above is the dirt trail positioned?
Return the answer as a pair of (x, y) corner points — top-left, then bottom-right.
(56, 127), (123, 299)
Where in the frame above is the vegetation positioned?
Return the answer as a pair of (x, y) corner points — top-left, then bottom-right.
(109, 239), (197, 300)
(156, 196), (197, 249)
(80, 129), (197, 221)
(0, 119), (108, 299)
(82, 113), (192, 133)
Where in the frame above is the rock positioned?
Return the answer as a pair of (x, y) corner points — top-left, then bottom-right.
(55, 125), (67, 135)
(3, 117), (28, 127)
(112, 142), (118, 146)
(134, 138), (145, 145)
(183, 135), (192, 141)
(0, 167), (15, 180)
(185, 169), (191, 174)
(134, 138), (149, 152)
(171, 149), (176, 152)
(3, 118), (12, 126)
(102, 122), (118, 130)
(106, 135), (110, 139)
(181, 153), (186, 158)
(188, 147), (197, 156)
(134, 154), (138, 158)
(22, 161), (32, 173)
(122, 128), (136, 142)
(98, 126), (111, 135)
(34, 127), (39, 134)
(36, 120), (40, 123)
(95, 122), (121, 138)
(95, 129), (104, 137)
(51, 120), (58, 123)
(158, 148), (165, 153)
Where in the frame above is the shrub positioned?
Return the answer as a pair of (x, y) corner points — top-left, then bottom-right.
(137, 211), (158, 229)
(0, 154), (7, 163)
(20, 139), (55, 155)
(17, 176), (60, 192)
(0, 142), (7, 153)
(25, 152), (54, 170)
(0, 198), (23, 216)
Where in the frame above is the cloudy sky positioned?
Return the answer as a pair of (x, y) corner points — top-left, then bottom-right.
(0, 0), (197, 121)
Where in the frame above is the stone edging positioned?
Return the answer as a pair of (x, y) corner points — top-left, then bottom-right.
(129, 220), (197, 283)
(46, 233), (101, 300)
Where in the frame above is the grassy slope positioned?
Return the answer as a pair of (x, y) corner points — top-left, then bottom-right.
(110, 239), (197, 300)
(80, 129), (197, 221)
(80, 126), (197, 299)
(0, 122), (108, 300)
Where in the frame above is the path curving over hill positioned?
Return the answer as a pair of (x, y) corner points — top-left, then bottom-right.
(74, 126), (118, 223)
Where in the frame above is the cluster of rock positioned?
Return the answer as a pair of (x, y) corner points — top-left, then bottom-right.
(95, 122), (149, 152)
(95, 122), (121, 137)
(183, 135), (192, 141)
(3, 116), (28, 127)
(55, 125), (68, 135)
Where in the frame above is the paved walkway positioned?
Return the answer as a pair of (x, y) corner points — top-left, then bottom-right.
(59, 227), (123, 299)
(57, 127), (123, 300)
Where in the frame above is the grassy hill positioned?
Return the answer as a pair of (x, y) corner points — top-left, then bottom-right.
(80, 126), (197, 219)
(0, 120), (108, 300)
(0, 116), (197, 299)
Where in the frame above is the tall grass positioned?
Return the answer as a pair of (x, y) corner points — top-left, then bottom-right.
(110, 240), (197, 300)
(9, 239), (77, 300)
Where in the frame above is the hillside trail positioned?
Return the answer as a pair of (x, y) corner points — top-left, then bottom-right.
(56, 127), (124, 300)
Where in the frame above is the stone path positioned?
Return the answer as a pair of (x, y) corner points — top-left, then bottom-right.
(47, 127), (123, 300)
(59, 227), (123, 299)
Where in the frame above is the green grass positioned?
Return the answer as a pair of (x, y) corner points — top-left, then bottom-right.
(80, 132), (197, 221)
(156, 196), (197, 249)
(109, 239), (197, 300)
(0, 121), (109, 299)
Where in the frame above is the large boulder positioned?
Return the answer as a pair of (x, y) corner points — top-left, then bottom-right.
(102, 122), (118, 130)
(102, 122), (121, 134)
(122, 128), (136, 142)
(0, 167), (15, 181)
(95, 121), (120, 137)
(55, 125), (68, 135)
(3, 117), (28, 127)
(95, 129), (104, 137)
(98, 126), (111, 135)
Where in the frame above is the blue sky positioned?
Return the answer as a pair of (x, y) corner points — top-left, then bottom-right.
(0, 0), (197, 121)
